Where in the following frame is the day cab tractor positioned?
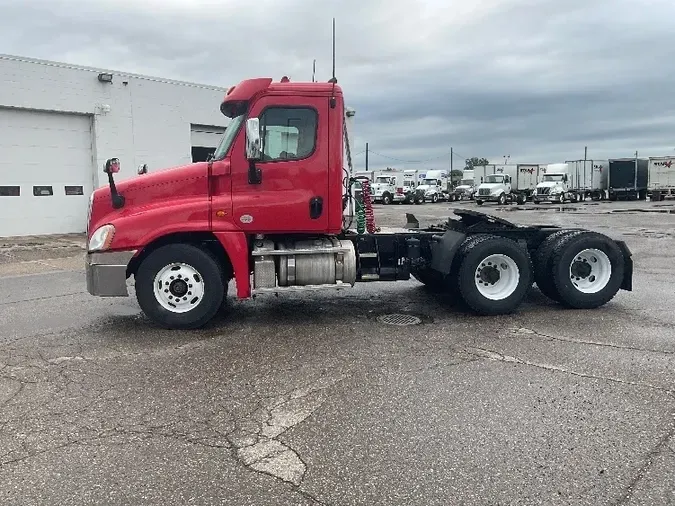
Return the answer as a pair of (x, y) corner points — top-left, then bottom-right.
(85, 76), (634, 329)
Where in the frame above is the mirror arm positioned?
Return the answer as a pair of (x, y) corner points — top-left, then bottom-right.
(107, 171), (125, 209)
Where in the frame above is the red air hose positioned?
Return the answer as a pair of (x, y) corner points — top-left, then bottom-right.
(360, 179), (376, 233)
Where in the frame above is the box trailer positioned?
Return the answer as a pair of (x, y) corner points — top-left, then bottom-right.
(564, 159), (610, 200)
(608, 158), (648, 200)
(647, 156), (675, 201)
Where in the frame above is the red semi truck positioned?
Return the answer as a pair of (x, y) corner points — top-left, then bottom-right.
(85, 77), (633, 329)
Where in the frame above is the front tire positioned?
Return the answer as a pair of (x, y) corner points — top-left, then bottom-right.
(453, 235), (532, 315)
(135, 244), (225, 329)
(382, 193), (392, 205)
(498, 193), (507, 205)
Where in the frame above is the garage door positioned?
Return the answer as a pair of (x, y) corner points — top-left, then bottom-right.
(0, 108), (94, 237)
(191, 124), (226, 162)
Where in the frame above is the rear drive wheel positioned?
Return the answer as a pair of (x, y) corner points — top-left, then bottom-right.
(413, 268), (448, 293)
(135, 244), (225, 329)
(516, 194), (526, 205)
(476, 200), (484, 206)
(453, 235), (532, 315)
(534, 230), (580, 302)
(550, 232), (625, 309)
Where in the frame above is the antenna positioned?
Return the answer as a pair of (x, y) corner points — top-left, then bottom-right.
(312, 59), (316, 82)
(331, 17), (336, 82)
(329, 18), (337, 108)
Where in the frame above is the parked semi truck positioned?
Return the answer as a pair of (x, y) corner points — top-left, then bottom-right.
(403, 169), (424, 204)
(371, 170), (405, 204)
(607, 158), (648, 200)
(647, 156), (675, 201)
(85, 75), (633, 329)
(474, 164), (537, 205)
(417, 170), (450, 203)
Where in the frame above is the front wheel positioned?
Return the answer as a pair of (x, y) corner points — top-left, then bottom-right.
(453, 235), (532, 315)
(135, 244), (225, 329)
(498, 193), (507, 205)
(431, 194), (439, 203)
(382, 193), (392, 205)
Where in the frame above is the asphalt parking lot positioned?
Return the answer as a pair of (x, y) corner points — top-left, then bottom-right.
(1, 200), (674, 505)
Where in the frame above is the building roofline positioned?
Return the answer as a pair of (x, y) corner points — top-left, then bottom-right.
(0, 53), (228, 91)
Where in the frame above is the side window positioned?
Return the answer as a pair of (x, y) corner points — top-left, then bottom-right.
(259, 107), (317, 162)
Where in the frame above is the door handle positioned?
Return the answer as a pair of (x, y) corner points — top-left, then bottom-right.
(309, 197), (323, 219)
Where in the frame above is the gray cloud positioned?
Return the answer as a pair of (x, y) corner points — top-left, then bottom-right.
(1, 0), (674, 170)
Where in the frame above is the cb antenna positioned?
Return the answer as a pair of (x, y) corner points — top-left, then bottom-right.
(329, 17), (337, 108)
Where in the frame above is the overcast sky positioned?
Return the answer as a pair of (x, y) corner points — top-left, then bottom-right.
(2, 0), (674, 171)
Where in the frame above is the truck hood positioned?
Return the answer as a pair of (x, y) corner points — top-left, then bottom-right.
(455, 184), (473, 191)
(536, 182), (562, 189)
(88, 162), (210, 237)
(417, 184), (436, 192)
(478, 183), (504, 192)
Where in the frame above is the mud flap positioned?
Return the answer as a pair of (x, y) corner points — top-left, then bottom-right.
(429, 230), (467, 274)
(615, 240), (633, 291)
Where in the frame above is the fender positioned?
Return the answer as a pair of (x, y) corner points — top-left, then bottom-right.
(429, 230), (467, 274)
(213, 231), (251, 298)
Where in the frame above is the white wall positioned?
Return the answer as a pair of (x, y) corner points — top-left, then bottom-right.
(0, 54), (229, 188)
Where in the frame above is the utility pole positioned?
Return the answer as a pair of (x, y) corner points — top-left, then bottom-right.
(634, 150), (638, 191)
(311, 60), (316, 82)
(450, 147), (453, 180)
(584, 146), (587, 162)
(365, 142), (369, 171)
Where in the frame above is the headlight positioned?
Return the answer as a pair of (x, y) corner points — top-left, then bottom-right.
(88, 224), (115, 252)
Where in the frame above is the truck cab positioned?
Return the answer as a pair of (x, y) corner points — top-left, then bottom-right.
(371, 173), (402, 204)
(475, 174), (511, 205)
(452, 178), (475, 200)
(534, 173), (570, 203)
(417, 170), (448, 203)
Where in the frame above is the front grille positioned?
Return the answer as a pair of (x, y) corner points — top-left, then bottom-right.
(537, 187), (550, 195)
(479, 188), (491, 196)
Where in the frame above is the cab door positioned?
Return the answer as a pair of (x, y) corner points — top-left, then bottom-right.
(230, 95), (330, 233)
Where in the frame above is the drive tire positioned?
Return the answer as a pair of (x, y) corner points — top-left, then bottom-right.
(516, 194), (526, 205)
(549, 231), (625, 309)
(476, 200), (484, 206)
(135, 244), (225, 329)
(413, 268), (449, 293)
(533, 230), (580, 302)
(453, 235), (532, 315)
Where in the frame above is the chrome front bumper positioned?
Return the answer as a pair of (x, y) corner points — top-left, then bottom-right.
(85, 250), (137, 297)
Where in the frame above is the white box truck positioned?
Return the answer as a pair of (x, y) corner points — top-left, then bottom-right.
(647, 156), (675, 201)
(403, 169), (425, 204)
(417, 170), (450, 203)
(474, 164), (533, 205)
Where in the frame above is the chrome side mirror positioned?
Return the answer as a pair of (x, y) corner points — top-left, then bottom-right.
(245, 118), (262, 160)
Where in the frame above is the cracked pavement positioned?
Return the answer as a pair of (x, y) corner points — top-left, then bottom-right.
(1, 200), (674, 505)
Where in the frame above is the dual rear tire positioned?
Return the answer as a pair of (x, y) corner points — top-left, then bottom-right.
(415, 230), (625, 314)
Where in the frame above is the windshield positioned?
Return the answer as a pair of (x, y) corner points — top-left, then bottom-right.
(484, 175), (504, 184)
(459, 179), (473, 186)
(422, 179), (438, 186)
(404, 180), (415, 187)
(375, 176), (391, 184)
(212, 114), (245, 161)
(542, 174), (565, 182)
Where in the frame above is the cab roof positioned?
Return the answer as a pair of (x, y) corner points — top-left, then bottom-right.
(220, 77), (343, 117)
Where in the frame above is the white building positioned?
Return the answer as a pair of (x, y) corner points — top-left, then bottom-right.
(0, 54), (230, 237)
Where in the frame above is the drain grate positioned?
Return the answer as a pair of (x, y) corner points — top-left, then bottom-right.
(377, 314), (422, 326)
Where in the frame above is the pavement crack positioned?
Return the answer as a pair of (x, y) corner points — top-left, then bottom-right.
(611, 416), (675, 505)
(510, 325), (675, 356)
(226, 370), (347, 486)
(467, 346), (675, 395)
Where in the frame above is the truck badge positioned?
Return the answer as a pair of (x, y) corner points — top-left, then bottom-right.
(240, 215), (253, 224)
